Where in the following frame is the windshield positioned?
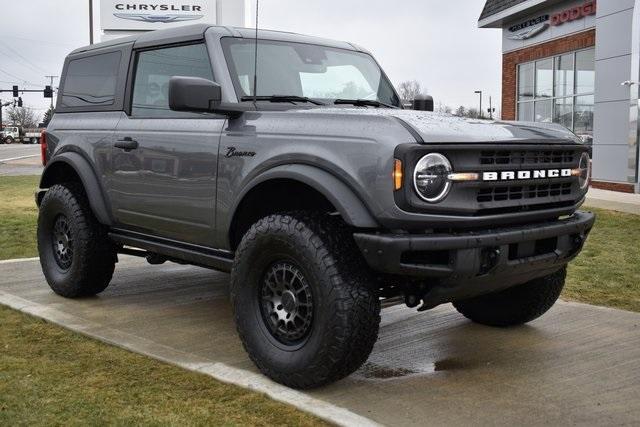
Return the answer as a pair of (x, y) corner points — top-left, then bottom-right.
(221, 38), (400, 107)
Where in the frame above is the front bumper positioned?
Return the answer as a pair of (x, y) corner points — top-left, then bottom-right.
(354, 211), (595, 304)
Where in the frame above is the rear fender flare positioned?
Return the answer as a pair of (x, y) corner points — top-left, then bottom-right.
(39, 152), (113, 226)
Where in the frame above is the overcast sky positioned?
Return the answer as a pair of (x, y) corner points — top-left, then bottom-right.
(0, 0), (501, 119)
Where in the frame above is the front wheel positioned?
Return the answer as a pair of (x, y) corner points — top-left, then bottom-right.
(453, 267), (566, 327)
(4, 136), (14, 144)
(230, 212), (381, 389)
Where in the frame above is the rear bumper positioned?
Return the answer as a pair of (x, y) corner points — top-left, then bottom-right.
(354, 211), (595, 304)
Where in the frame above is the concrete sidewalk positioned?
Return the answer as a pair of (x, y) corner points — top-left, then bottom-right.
(1, 256), (639, 426)
(586, 188), (640, 215)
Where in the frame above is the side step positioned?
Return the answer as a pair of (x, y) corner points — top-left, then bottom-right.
(108, 229), (234, 273)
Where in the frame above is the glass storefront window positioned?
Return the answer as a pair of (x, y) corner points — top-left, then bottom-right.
(554, 97), (573, 130)
(518, 62), (534, 101)
(554, 54), (574, 97)
(516, 48), (594, 140)
(574, 95), (594, 141)
(534, 99), (553, 122)
(518, 101), (533, 121)
(576, 49), (595, 94)
(535, 58), (553, 98)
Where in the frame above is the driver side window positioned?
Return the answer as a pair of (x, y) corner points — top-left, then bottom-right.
(132, 43), (214, 117)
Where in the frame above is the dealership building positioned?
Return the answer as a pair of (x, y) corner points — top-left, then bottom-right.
(479, 0), (640, 193)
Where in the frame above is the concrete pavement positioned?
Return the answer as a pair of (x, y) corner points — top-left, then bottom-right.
(1, 256), (639, 426)
(585, 188), (640, 215)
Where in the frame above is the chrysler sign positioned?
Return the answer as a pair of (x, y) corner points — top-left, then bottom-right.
(101, 0), (216, 31)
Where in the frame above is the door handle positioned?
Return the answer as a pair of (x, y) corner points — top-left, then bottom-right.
(114, 137), (139, 151)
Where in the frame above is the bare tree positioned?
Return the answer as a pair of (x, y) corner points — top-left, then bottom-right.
(466, 108), (480, 119)
(436, 102), (452, 114)
(454, 105), (466, 117)
(6, 106), (39, 128)
(396, 80), (424, 103)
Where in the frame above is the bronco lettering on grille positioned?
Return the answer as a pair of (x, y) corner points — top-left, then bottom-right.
(482, 169), (572, 181)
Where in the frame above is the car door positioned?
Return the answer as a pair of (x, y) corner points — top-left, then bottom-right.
(108, 42), (225, 247)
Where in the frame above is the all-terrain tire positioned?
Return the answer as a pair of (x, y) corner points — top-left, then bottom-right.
(37, 183), (117, 298)
(453, 267), (566, 327)
(230, 212), (381, 389)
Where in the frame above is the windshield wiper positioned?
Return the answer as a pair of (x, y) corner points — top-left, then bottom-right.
(334, 99), (397, 108)
(240, 95), (326, 105)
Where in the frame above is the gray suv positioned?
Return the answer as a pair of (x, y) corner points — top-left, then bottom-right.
(36, 24), (595, 389)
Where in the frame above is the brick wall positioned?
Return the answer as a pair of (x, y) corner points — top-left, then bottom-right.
(502, 29), (596, 120)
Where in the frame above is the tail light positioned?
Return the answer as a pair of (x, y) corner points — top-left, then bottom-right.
(40, 130), (47, 166)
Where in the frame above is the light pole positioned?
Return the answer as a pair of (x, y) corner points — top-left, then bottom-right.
(474, 90), (483, 119)
(89, 0), (94, 45)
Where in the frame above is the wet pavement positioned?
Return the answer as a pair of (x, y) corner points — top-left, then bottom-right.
(1, 256), (639, 426)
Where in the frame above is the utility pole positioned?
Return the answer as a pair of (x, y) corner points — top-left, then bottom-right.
(474, 90), (483, 119)
(0, 100), (12, 132)
(89, 0), (94, 45)
(45, 76), (58, 108)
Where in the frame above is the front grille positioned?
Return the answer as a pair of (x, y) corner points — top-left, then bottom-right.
(477, 182), (573, 203)
(395, 142), (587, 218)
(479, 149), (575, 166)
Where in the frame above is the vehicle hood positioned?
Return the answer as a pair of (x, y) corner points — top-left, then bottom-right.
(297, 108), (582, 144)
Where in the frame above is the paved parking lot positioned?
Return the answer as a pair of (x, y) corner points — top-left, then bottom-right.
(0, 144), (42, 176)
(1, 256), (639, 426)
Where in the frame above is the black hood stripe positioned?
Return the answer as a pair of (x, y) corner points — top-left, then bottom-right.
(392, 116), (424, 143)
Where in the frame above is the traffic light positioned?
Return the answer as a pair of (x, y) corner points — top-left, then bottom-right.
(17, 97), (23, 107)
(12, 85), (18, 97)
(44, 85), (53, 98)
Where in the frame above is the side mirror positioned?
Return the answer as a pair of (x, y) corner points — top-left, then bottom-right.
(169, 76), (222, 112)
(413, 95), (434, 112)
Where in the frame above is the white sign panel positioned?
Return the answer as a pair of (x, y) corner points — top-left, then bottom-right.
(100, 0), (216, 31)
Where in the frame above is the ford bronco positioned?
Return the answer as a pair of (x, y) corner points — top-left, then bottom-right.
(36, 24), (594, 389)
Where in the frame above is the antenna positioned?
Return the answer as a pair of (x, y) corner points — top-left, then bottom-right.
(253, 0), (259, 104)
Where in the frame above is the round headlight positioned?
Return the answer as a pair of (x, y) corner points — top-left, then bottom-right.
(413, 153), (452, 203)
(578, 152), (591, 190)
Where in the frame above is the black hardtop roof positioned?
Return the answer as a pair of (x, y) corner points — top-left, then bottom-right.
(69, 24), (364, 56)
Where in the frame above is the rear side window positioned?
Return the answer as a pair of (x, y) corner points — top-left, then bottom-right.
(132, 43), (213, 117)
(61, 51), (122, 108)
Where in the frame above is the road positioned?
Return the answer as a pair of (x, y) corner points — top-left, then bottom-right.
(1, 256), (638, 426)
(0, 144), (42, 176)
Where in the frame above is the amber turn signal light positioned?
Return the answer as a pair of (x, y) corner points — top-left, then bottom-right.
(393, 159), (403, 190)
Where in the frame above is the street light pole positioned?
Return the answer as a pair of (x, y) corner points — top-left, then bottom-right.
(89, 0), (94, 45)
(474, 90), (483, 119)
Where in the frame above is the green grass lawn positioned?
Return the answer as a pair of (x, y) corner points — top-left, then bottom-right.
(0, 175), (39, 260)
(0, 305), (326, 426)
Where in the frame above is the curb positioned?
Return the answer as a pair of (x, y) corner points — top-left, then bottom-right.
(0, 281), (380, 427)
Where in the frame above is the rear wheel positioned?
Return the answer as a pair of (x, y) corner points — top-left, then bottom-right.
(231, 212), (381, 389)
(37, 183), (117, 298)
(453, 268), (566, 327)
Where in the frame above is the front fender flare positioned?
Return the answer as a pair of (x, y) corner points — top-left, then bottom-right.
(233, 164), (379, 229)
(39, 152), (113, 226)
